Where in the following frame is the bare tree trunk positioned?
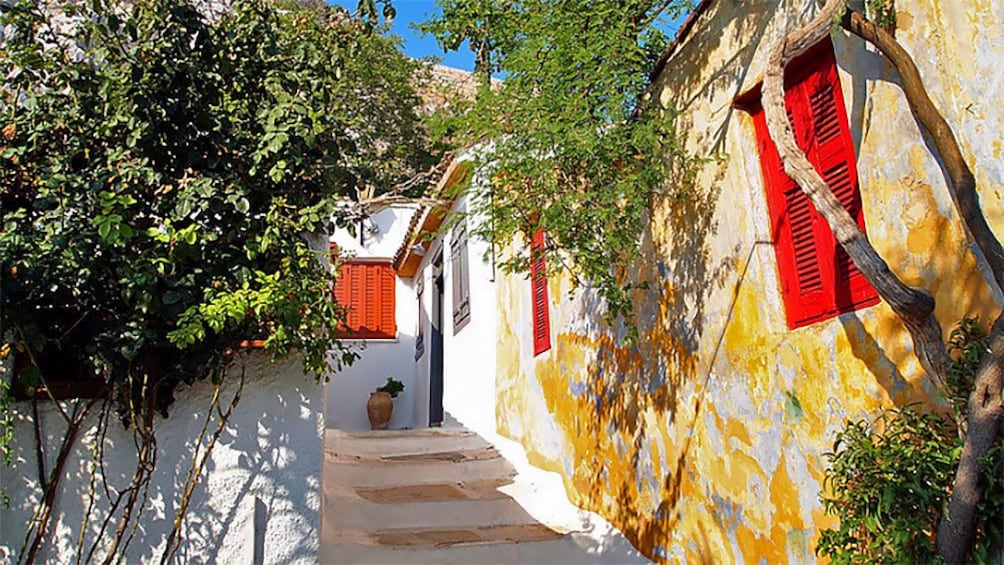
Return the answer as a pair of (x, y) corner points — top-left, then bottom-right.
(762, 2), (1004, 562)
(938, 314), (1004, 563)
(761, 0), (950, 385)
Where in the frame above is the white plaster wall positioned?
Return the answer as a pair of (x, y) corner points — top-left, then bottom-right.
(333, 206), (418, 259)
(324, 273), (419, 430)
(326, 205), (420, 430)
(412, 189), (499, 437)
(0, 355), (324, 564)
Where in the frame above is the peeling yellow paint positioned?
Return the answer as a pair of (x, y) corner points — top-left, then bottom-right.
(494, 1), (1004, 563)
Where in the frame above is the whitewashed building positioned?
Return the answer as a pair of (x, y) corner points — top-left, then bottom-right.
(326, 154), (500, 438)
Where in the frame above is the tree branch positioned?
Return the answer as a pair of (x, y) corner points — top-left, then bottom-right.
(830, 9), (1004, 562)
(841, 10), (1004, 295)
(937, 312), (1004, 564)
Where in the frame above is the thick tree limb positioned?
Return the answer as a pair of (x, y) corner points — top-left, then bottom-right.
(830, 9), (1004, 562)
(841, 10), (1004, 295)
(347, 153), (457, 218)
(762, 0), (950, 385)
(937, 312), (1004, 564)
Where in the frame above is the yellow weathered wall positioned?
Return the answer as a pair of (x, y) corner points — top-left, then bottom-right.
(495, 0), (1004, 562)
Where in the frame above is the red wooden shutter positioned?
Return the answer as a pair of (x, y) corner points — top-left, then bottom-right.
(751, 40), (878, 329)
(803, 59), (877, 312)
(755, 82), (832, 326)
(380, 264), (396, 336)
(530, 228), (551, 355)
(333, 262), (397, 339)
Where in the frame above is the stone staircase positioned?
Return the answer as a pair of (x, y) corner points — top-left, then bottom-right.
(320, 427), (649, 564)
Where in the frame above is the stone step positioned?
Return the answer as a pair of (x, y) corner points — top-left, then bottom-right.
(326, 445), (502, 464)
(325, 523), (562, 549)
(324, 496), (552, 532)
(321, 534), (645, 564)
(326, 429), (491, 460)
(352, 478), (514, 504)
(330, 428), (478, 440)
(324, 454), (515, 488)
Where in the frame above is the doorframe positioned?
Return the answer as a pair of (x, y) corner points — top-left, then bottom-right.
(428, 251), (445, 426)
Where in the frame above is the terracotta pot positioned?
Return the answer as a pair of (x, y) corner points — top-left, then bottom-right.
(367, 392), (393, 430)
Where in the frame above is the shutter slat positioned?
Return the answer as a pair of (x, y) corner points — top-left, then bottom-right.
(810, 85), (841, 144)
(786, 188), (824, 294)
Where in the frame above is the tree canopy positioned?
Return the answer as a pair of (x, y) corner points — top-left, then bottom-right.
(422, 0), (696, 327)
(0, 0), (435, 414)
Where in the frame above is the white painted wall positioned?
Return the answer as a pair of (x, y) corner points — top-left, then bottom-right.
(324, 274), (419, 430)
(333, 205), (417, 259)
(326, 206), (420, 430)
(412, 187), (499, 438)
(0, 355), (324, 564)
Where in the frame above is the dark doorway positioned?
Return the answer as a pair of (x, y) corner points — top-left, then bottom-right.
(429, 254), (445, 426)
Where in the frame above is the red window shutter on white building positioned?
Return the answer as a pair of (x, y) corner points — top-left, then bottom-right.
(530, 228), (551, 355)
(334, 261), (397, 339)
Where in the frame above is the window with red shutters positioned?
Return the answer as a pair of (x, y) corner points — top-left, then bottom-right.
(749, 40), (879, 329)
(530, 228), (551, 356)
(333, 261), (397, 339)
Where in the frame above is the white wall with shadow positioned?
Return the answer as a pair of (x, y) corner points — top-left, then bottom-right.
(0, 354), (324, 564)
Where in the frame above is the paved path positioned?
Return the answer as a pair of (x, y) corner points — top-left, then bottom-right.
(321, 427), (649, 564)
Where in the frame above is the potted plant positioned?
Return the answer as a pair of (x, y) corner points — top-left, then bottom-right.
(367, 377), (405, 430)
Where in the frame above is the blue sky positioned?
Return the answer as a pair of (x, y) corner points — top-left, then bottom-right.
(329, 1), (476, 70)
(328, 1), (688, 72)
(329, 1), (690, 73)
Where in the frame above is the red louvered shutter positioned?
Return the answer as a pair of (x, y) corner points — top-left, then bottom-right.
(804, 57), (877, 312)
(755, 83), (832, 327)
(530, 228), (551, 355)
(380, 263), (396, 337)
(750, 40), (878, 329)
(333, 261), (397, 339)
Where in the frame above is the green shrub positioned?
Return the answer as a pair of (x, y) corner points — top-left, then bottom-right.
(817, 318), (1003, 564)
(817, 407), (957, 564)
(377, 377), (405, 399)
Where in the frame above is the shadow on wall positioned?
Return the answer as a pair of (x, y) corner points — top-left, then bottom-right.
(521, 1), (1004, 561)
(837, 18), (1002, 410)
(0, 354), (323, 564)
(540, 135), (729, 559)
(535, 4), (774, 552)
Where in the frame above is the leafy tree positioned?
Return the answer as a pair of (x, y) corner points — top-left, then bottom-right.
(0, 0), (434, 560)
(1, 0), (431, 410)
(422, 0), (697, 327)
